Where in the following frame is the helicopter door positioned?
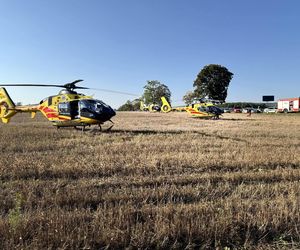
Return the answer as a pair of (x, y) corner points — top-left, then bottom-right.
(69, 101), (79, 119)
(58, 102), (71, 116)
(58, 101), (79, 119)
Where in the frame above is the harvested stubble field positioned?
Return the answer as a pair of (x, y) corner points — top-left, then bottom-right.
(0, 111), (300, 249)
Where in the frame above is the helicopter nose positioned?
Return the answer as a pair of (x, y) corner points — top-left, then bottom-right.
(98, 105), (116, 121)
(107, 107), (116, 118)
(207, 106), (224, 115)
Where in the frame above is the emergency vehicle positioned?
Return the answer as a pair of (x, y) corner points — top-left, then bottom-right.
(277, 97), (300, 113)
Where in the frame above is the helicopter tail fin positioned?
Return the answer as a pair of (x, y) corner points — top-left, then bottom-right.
(140, 101), (145, 111)
(160, 96), (172, 113)
(0, 87), (17, 123)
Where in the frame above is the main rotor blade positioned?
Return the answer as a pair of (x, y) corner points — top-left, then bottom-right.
(71, 86), (89, 89)
(89, 88), (139, 97)
(0, 84), (65, 87)
(0, 81), (140, 96)
(0, 79), (86, 89)
(63, 79), (85, 89)
(67, 79), (83, 85)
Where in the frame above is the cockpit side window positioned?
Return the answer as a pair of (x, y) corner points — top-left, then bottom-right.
(48, 97), (52, 106)
(79, 99), (108, 112)
(80, 100), (95, 110)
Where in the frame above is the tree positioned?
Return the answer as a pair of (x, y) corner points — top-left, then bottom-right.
(182, 91), (197, 105)
(142, 80), (171, 105)
(193, 64), (233, 101)
(118, 100), (135, 111)
(118, 99), (141, 111)
(131, 98), (141, 111)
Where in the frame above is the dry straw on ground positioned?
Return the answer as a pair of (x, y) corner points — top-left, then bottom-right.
(0, 112), (299, 249)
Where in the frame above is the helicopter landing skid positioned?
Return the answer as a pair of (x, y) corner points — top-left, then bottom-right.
(74, 120), (114, 133)
(97, 120), (114, 132)
(71, 120), (114, 132)
(73, 125), (89, 132)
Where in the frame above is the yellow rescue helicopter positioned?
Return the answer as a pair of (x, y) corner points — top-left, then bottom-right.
(141, 97), (223, 119)
(139, 97), (172, 113)
(0, 80), (116, 130)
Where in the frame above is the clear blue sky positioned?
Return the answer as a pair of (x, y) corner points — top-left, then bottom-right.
(0, 0), (299, 107)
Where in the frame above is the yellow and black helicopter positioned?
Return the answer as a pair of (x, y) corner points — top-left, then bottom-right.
(0, 80), (116, 130)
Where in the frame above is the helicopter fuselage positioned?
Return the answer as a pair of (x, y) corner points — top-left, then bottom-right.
(1, 88), (116, 127)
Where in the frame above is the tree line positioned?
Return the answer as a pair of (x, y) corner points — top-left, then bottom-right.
(118, 64), (233, 111)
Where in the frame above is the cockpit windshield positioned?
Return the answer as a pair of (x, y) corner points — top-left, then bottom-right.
(79, 99), (109, 113)
(77, 99), (115, 121)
